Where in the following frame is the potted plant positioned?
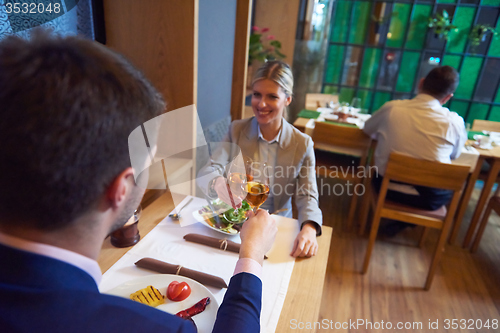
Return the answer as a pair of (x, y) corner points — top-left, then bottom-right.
(428, 10), (457, 40)
(247, 27), (286, 88)
(469, 24), (498, 48)
(248, 26), (285, 65)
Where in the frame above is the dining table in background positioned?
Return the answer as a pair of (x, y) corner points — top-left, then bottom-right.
(293, 108), (479, 171)
(293, 108), (370, 135)
(98, 191), (332, 332)
(294, 106), (484, 244)
(450, 142), (500, 248)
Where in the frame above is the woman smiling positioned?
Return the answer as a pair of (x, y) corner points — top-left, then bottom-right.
(213, 61), (323, 258)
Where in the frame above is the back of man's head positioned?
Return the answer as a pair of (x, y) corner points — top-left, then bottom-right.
(421, 66), (459, 100)
(0, 30), (165, 231)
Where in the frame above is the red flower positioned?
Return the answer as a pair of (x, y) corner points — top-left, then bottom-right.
(266, 35), (275, 40)
(252, 26), (260, 32)
(261, 27), (270, 33)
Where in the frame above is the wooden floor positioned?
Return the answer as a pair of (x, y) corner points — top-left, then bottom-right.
(316, 178), (500, 333)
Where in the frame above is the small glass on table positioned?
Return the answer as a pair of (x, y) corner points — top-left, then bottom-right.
(350, 97), (362, 113)
(110, 205), (142, 248)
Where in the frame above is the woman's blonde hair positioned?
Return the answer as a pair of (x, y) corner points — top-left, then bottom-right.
(252, 60), (294, 97)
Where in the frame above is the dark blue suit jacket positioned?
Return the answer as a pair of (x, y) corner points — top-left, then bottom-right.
(0, 243), (262, 333)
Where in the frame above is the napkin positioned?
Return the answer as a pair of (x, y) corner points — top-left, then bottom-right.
(135, 258), (228, 289)
(183, 233), (268, 259)
(183, 233), (240, 252)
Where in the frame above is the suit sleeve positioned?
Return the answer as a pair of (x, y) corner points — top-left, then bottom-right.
(212, 272), (262, 333)
(295, 136), (323, 235)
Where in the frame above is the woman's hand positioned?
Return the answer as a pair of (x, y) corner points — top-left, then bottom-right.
(290, 222), (318, 258)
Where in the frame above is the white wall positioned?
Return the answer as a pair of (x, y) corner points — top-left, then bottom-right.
(197, 0), (236, 133)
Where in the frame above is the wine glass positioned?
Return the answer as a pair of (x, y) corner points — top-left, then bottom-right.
(350, 97), (362, 113)
(224, 154), (250, 221)
(245, 160), (270, 214)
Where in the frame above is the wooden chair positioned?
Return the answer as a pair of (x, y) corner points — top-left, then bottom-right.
(312, 121), (373, 231)
(470, 187), (500, 253)
(305, 93), (339, 110)
(362, 153), (469, 290)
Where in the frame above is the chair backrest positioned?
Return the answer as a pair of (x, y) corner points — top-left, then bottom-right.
(305, 93), (339, 109)
(312, 121), (371, 152)
(384, 153), (469, 191)
(312, 121), (373, 169)
(472, 119), (500, 132)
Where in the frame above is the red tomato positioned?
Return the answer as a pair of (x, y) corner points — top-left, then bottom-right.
(167, 281), (191, 301)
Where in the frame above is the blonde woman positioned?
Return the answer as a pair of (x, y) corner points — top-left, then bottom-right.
(213, 61), (322, 258)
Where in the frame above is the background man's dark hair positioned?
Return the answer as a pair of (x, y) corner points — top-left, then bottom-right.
(421, 65), (459, 100)
(0, 31), (165, 230)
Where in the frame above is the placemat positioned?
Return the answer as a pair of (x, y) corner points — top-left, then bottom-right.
(297, 109), (321, 119)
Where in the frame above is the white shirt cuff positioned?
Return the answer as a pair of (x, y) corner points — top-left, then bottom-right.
(233, 258), (263, 279)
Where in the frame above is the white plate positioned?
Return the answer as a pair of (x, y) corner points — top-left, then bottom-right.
(317, 107), (334, 114)
(106, 274), (219, 333)
(192, 210), (240, 236)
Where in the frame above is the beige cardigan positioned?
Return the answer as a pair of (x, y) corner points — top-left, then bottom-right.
(225, 117), (322, 233)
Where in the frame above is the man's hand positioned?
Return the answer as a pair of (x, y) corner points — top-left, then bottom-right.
(239, 210), (277, 265)
(290, 222), (318, 258)
(213, 176), (244, 209)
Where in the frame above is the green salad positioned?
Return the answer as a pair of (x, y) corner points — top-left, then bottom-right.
(223, 201), (251, 223)
(198, 199), (251, 234)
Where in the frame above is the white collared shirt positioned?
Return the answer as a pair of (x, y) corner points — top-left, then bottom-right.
(0, 232), (102, 285)
(363, 93), (467, 176)
(257, 124), (282, 212)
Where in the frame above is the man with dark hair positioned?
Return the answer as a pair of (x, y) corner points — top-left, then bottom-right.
(363, 66), (466, 236)
(0, 31), (277, 332)
(421, 66), (460, 100)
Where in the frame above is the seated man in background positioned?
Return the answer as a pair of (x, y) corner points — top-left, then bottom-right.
(363, 66), (467, 236)
(0, 31), (276, 333)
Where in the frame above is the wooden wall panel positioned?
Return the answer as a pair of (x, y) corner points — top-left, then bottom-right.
(254, 0), (300, 68)
(103, 0), (198, 111)
(231, 0), (253, 121)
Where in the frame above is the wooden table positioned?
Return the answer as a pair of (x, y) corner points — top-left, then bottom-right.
(450, 144), (500, 248)
(293, 117), (311, 133)
(98, 191), (333, 332)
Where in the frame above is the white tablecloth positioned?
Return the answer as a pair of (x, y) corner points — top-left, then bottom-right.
(99, 196), (299, 333)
